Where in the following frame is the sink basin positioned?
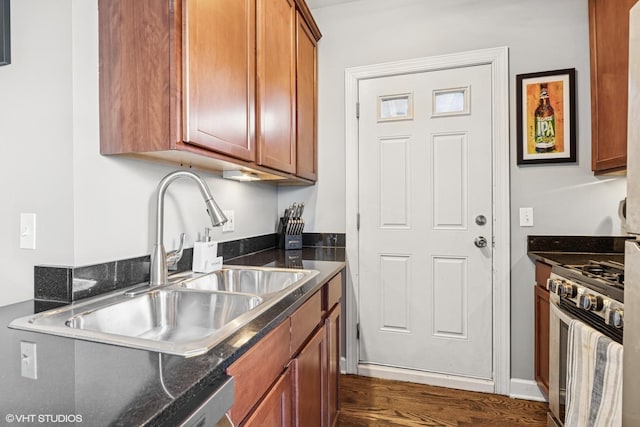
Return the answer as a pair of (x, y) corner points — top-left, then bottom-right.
(66, 289), (262, 342)
(176, 266), (309, 296)
(10, 266), (319, 357)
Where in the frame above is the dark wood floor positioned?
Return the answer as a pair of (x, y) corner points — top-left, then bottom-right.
(337, 375), (549, 426)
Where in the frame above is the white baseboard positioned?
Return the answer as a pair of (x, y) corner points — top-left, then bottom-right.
(340, 356), (347, 374)
(347, 364), (548, 403)
(509, 378), (548, 402)
(357, 363), (495, 394)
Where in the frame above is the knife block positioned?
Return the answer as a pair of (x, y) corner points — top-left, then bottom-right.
(277, 217), (303, 250)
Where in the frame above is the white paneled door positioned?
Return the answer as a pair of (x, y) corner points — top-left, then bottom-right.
(358, 64), (494, 381)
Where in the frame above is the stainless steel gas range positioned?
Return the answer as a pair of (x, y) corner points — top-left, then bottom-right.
(546, 260), (624, 427)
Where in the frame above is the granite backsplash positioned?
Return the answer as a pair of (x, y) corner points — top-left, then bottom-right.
(34, 232), (345, 305)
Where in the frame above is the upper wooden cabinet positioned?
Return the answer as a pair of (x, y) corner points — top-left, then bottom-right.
(99, 0), (182, 155)
(184, 0), (255, 162)
(256, 0), (297, 173)
(98, 0), (321, 183)
(296, 11), (319, 181)
(589, 0), (638, 173)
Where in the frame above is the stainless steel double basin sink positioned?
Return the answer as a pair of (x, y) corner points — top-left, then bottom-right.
(10, 266), (319, 357)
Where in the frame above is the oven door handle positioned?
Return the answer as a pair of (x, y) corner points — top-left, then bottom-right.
(550, 295), (577, 324)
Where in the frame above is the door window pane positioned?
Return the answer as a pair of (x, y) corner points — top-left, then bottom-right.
(433, 87), (470, 116)
(378, 93), (413, 122)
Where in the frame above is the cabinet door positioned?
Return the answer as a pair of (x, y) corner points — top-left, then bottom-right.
(243, 366), (293, 427)
(295, 10), (318, 181)
(227, 321), (291, 425)
(291, 291), (322, 357)
(257, 0), (297, 173)
(326, 304), (340, 427)
(184, 0), (256, 161)
(294, 326), (325, 427)
(589, 0), (637, 172)
(534, 285), (550, 398)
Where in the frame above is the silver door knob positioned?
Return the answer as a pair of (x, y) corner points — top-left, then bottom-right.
(474, 236), (487, 248)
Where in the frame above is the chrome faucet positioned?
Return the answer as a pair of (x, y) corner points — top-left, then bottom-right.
(150, 170), (228, 286)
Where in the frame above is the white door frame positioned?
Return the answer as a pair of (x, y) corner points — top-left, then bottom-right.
(344, 47), (511, 395)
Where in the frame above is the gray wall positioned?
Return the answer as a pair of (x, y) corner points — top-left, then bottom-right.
(282, 0), (626, 383)
(0, 1), (279, 307)
(0, 1), (75, 306)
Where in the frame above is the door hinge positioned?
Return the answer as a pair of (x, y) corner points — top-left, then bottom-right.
(356, 323), (360, 340)
(356, 102), (360, 119)
(356, 213), (360, 231)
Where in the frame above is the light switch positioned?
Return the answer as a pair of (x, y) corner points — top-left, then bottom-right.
(20, 341), (37, 380)
(519, 207), (534, 227)
(20, 213), (36, 249)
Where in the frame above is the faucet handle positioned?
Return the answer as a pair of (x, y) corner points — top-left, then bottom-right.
(167, 233), (185, 271)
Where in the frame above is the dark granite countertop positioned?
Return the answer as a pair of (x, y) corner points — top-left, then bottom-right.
(0, 249), (345, 426)
(527, 235), (629, 266)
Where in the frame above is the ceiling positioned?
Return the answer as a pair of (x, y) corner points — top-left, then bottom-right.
(305, 0), (361, 9)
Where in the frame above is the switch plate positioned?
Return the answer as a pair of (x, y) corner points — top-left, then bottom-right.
(20, 341), (37, 380)
(20, 213), (36, 249)
(519, 207), (534, 227)
(222, 210), (235, 232)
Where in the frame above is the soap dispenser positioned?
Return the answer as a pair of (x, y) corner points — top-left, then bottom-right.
(192, 228), (222, 273)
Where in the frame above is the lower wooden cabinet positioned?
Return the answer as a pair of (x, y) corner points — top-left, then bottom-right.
(226, 320), (291, 425)
(227, 271), (343, 426)
(534, 261), (551, 398)
(243, 366), (293, 427)
(326, 304), (340, 427)
(294, 326), (326, 427)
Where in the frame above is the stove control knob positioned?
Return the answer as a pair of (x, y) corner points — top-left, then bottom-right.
(579, 294), (604, 312)
(605, 308), (624, 329)
(547, 279), (562, 293)
(558, 283), (577, 299)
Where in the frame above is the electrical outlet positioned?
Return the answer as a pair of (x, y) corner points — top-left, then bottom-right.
(20, 213), (36, 249)
(222, 210), (235, 232)
(519, 207), (534, 227)
(20, 341), (37, 380)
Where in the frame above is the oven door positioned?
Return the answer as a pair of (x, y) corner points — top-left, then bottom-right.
(548, 293), (575, 427)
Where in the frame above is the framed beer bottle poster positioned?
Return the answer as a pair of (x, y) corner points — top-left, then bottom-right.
(516, 68), (576, 164)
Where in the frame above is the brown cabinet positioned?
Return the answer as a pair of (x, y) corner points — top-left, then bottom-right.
(295, 10), (318, 181)
(226, 320), (291, 425)
(589, 0), (638, 173)
(184, 0), (256, 162)
(534, 261), (551, 398)
(256, 0), (297, 174)
(294, 326), (326, 427)
(98, 0), (320, 183)
(227, 271), (343, 426)
(243, 365), (293, 427)
(291, 291), (322, 356)
(326, 304), (340, 427)
(323, 272), (341, 427)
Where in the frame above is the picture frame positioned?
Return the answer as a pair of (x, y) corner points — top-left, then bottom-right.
(0, 0), (10, 66)
(516, 68), (576, 165)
